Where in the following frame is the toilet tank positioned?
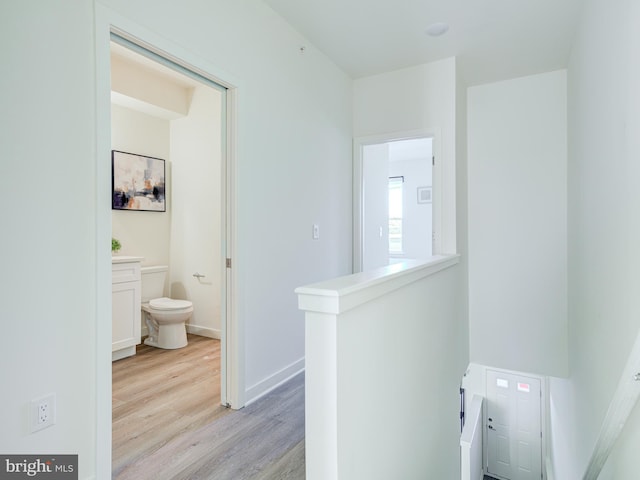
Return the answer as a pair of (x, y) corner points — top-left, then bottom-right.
(140, 265), (168, 303)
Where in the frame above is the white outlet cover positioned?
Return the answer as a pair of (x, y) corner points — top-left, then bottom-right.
(31, 393), (56, 433)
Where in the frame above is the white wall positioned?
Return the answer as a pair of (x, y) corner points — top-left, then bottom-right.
(467, 70), (568, 378)
(337, 265), (465, 479)
(0, 2), (96, 478)
(170, 85), (223, 338)
(362, 143), (390, 270)
(111, 104), (172, 267)
(563, 0), (640, 476)
(609, 399), (640, 478)
(0, 1), (353, 478)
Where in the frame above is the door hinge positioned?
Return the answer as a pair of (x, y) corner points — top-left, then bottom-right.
(432, 155), (435, 166)
(226, 258), (232, 268)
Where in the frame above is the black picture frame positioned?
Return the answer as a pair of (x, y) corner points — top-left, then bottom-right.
(112, 150), (166, 212)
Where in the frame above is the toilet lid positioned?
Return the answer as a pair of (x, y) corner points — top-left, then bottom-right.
(149, 297), (193, 310)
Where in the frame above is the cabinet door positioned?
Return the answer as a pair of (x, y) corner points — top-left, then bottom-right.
(112, 280), (141, 352)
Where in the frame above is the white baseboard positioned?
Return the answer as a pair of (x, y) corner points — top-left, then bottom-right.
(245, 357), (305, 405)
(142, 324), (221, 339)
(186, 324), (221, 339)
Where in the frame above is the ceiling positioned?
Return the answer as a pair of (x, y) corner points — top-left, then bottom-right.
(262, 0), (586, 85)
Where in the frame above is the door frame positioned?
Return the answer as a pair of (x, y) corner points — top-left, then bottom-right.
(483, 367), (547, 480)
(94, 6), (243, 477)
(352, 129), (441, 273)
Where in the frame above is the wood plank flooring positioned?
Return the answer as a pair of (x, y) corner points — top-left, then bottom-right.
(112, 335), (230, 477)
(112, 335), (305, 479)
(117, 373), (305, 480)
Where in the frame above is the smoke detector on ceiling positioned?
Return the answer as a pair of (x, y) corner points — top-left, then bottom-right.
(425, 22), (449, 37)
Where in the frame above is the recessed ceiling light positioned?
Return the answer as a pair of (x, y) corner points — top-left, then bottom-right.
(426, 22), (449, 37)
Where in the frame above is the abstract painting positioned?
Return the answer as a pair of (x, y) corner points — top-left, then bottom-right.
(112, 150), (166, 212)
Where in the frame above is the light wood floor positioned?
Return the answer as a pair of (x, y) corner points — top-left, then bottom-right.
(113, 335), (230, 476)
(112, 335), (305, 479)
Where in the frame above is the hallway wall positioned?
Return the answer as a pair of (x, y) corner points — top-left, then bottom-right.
(467, 70), (568, 378)
(565, 0), (640, 476)
(0, 2), (97, 477)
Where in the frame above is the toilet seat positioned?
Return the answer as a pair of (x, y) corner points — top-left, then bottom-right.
(149, 297), (192, 311)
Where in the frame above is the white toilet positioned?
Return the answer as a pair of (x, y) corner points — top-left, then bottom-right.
(141, 265), (193, 349)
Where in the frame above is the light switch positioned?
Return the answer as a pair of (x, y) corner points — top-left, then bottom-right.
(312, 224), (320, 240)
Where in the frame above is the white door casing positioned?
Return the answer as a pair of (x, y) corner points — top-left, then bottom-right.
(486, 369), (542, 480)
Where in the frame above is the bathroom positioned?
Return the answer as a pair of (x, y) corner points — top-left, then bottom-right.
(109, 42), (228, 472)
(111, 43), (222, 348)
(110, 42), (224, 348)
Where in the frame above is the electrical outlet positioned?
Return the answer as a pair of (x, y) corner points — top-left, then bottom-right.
(31, 393), (56, 432)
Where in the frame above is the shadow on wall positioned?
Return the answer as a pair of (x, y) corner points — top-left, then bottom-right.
(172, 282), (188, 299)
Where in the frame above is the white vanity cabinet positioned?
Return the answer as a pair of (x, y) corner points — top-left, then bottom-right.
(112, 257), (143, 361)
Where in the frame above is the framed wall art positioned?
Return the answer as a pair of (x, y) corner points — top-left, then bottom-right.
(112, 150), (166, 212)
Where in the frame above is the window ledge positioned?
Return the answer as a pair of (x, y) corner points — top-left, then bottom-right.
(295, 254), (460, 315)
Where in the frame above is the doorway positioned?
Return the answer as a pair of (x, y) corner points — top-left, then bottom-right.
(354, 133), (435, 272)
(109, 30), (229, 386)
(485, 369), (543, 480)
(95, 17), (240, 476)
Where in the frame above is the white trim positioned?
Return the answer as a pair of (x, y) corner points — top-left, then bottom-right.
(141, 324), (221, 340)
(186, 324), (221, 339)
(94, 6), (114, 479)
(108, 28), (239, 91)
(583, 329), (640, 479)
(352, 129), (443, 273)
(296, 255), (459, 315)
(460, 394), (484, 480)
(223, 87), (243, 410)
(244, 358), (305, 405)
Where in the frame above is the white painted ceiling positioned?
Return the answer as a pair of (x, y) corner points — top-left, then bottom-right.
(263, 0), (586, 85)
